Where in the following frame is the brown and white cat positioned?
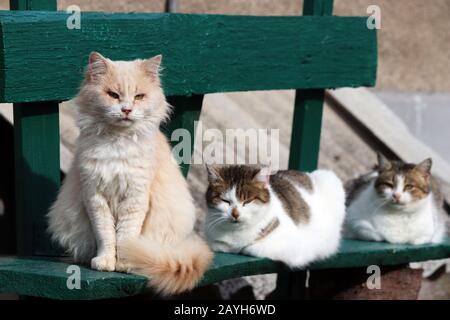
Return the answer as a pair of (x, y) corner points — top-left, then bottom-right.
(344, 154), (447, 244)
(204, 165), (346, 268)
(47, 52), (212, 295)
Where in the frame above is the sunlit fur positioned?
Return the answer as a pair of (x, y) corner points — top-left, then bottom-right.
(344, 155), (447, 244)
(205, 165), (346, 268)
(47, 52), (212, 295)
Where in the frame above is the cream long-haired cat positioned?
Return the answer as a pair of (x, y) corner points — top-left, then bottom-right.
(47, 52), (212, 295)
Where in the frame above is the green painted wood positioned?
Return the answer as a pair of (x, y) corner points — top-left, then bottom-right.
(10, 0), (56, 10)
(303, 0), (334, 16)
(11, 1), (61, 256)
(0, 11), (377, 103)
(1, 238), (449, 299)
(282, 0), (335, 299)
(14, 103), (61, 256)
(199, 253), (285, 286)
(163, 95), (204, 177)
(0, 256), (147, 299)
(288, 0), (335, 173)
(288, 89), (325, 172)
(312, 238), (450, 270)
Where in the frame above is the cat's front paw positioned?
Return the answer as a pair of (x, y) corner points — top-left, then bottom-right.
(411, 237), (431, 245)
(210, 241), (232, 253)
(115, 260), (131, 273)
(91, 255), (116, 272)
(353, 221), (383, 242)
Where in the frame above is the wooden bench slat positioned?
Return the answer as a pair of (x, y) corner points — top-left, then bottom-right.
(313, 237), (450, 269)
(280, 0), (334, 298)
(11, 1), (62, 258)
(0, 256), (147, 299)
(1, 238), (449, 299)
(14, 102), (61, 256)
(289, 85), (325, 173)
(0, 12), (377, 103)
(163, 95), (204, 177)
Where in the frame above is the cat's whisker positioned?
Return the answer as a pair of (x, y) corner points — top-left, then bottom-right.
(206, 217), (228, 232)
(206, 217), (227, 228)
(370, 199), (389, 215)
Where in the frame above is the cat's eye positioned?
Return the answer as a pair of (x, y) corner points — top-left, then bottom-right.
(106, 90), (120, 100)
(221, 198), (230, 205)
(243, 199), (255, 206)
(135, 94), (146, 101)
(404, 184), (413, 191)
(382, 182), (394, 188)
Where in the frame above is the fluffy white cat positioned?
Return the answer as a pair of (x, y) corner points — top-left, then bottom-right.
(204, 165), (346, 268)
(344, 155), (447, 245)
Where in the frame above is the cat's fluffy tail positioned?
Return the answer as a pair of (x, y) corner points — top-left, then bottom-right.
(118, 234), (213, 296)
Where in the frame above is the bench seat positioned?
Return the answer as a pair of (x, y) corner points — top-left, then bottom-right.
(1, 238), (449, 300)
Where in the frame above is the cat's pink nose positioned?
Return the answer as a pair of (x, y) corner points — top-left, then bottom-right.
(231, 208), (240, 220)
(392, 193), (401, 202)
(121, 106), (132, 115)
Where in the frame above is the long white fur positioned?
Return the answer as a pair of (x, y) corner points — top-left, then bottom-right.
(344, 172), (446, 245)
(206, 169), (346, 268)
(47, 53), (212, 295)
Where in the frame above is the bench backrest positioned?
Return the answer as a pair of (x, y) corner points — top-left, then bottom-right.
(0, 12), (376, 102)
(2, 0), (377, 256)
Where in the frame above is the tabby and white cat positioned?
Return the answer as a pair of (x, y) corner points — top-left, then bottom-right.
(205, 165), (346, 268)
(344, 154), (447, 244)
(47, 52), (212, 295)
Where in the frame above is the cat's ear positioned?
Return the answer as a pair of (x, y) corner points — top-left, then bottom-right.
(416, 158), (432, 177)
(87, 52), (109, 81)
(206, 165), (222, 183)
(377, 153), (392, 171)
(142, 54), (162, 80)
(254, 166), (271, 188)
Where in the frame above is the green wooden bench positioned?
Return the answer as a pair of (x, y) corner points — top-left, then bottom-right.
(0, 0), (449, 299)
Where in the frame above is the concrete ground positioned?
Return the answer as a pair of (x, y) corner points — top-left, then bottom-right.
(376, 91), (450, 165)
(420, 273), (450, 300)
